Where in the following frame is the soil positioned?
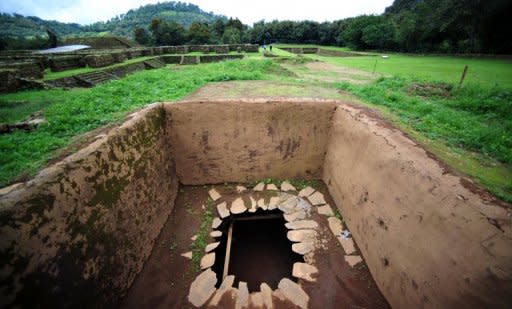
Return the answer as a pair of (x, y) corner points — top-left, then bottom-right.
(120, 182), (390, 309)
(282, 61), (378, 85)
(184, 80), (356, 101)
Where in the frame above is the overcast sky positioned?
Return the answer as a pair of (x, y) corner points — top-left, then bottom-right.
(0, 0), (394, 25)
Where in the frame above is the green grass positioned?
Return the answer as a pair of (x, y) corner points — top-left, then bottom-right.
(310, 53), (512, 90)
(0, 98), (53, 125)
(0, 59), (277, 186)
(190, 196), (214, 274)
(337, 77), (512, 202)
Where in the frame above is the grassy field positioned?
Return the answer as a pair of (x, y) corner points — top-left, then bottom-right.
(309, 53), (512, 90)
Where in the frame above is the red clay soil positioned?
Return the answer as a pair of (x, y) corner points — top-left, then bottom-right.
(120, 183), (390, 309)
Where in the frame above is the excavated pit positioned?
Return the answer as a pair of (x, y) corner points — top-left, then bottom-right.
(212, 210), (304, 292)
(0, 98), (511, 309)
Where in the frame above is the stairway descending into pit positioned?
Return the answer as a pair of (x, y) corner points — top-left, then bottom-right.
(143, 58), (166, 69)
(75, 71), (117, 86)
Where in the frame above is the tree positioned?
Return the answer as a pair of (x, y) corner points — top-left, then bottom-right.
(361, 20), (397, 50)
(188, 22), (211, 44)
(133, 27), (150, 45)
(226, 18), (244, 31)
(149, 19), (186, 46)
(211, 18), (226, 40)
(222, 27), (242, 44)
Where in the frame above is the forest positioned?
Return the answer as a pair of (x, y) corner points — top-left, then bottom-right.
(1, 0), (511, 54)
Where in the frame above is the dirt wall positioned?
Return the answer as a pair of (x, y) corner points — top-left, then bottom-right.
(165, 99), (337, 184)
(323, 104), (512, 308)
(0, 104), (179, 308)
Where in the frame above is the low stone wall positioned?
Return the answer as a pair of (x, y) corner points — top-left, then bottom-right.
(198, 54), (244, 63)
(0, 105), (179, 308)
(159, 55), (181, 64)
(140, 48), (154, 56)
(228, 44), (259, 52)
(188, 45), (211, 53)
(160, 54), (243, 65)
(180, 55), (199, 65)
(83, 54), (115, 68)
(49, 56), (85, 72)
(0, 61), (44, 79)
(212, 45), (230, 53)
(161, 46), (189, 54)
(104, 62), (146, 78)
(165, 99), (336, 184)
(0, 69), (19, 92)
(111, 51), (127, 63)
(125, 49), (142, 59)
(322, 104), (512, 308)
(303, 47), (319, 54)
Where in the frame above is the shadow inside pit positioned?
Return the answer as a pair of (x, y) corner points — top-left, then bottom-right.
(211, 209), (303, 292)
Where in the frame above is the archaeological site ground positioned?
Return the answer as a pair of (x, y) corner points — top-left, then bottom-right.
(1, 39), (511, 309)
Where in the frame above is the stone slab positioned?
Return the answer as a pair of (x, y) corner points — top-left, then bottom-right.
(292, 241), (315, 255)
(200, 253), (215, 269)
(278, 278), (309, 309)
(188, 269), (217, 307)
(298, 186), (315, 197)
(212, 217), (222, 229)
(317, 205), (334, 216)
(287, 229), (317, 242)
(286, 220), (318, 230)
(209, 188), (221, 201)
(231, 197), (247, 214)
(205, 242), (220, 253)
(257, 198), (267, 210)
(280, 181), (296, 192)
(338, 237), (356, 255)
(236, 281), (249, 309)
(260, 283), (273, 308)
(236, 185), (247, 193)
(211, 231), (222, 238)
(217, 202), (230, 219)
(253, 182), (265, 191)
(181, 251), (193, 259)
(268, 196), (280, 210)
(327, 217), (343, 236)
(345, 255), (363, 267)
(292, 263), (318, 282)
(266, 183), (278, 190)
(284, 210), (307, 222)
(307, 191), (326, 205)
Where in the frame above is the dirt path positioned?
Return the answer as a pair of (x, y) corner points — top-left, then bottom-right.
(280, 60), (379, 85)
(184, 80), (357, 101)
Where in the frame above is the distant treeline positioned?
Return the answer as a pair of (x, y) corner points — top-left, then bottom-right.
(2, 0), (511, 54)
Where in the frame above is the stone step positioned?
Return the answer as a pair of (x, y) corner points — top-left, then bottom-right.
(75, 70), (117, 86)
(143, 58), (165, 69)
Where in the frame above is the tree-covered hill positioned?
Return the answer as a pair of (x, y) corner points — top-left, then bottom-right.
(0, 1), (226, 39)
(0, 13), (84, 38)
(83, 2), (226, 37)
